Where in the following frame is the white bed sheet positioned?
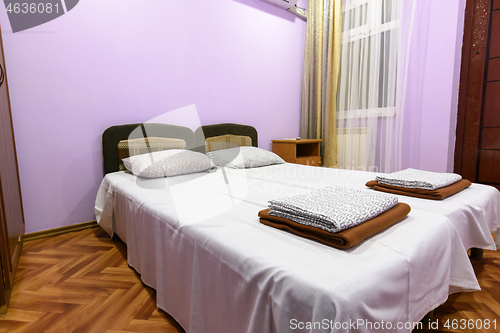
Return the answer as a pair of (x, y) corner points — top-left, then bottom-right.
(94, 166), (484, 333)
(231, 164), (499, 251)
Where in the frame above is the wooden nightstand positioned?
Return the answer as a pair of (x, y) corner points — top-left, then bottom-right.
(272, 139), (322, 166)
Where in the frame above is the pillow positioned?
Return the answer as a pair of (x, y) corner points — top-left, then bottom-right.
(122, 149), (216, 178)
(117, 137), (186, 171)
(207, 146), (285, 169)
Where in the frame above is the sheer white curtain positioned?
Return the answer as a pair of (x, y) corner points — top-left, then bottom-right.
(337, 0), (416, 173)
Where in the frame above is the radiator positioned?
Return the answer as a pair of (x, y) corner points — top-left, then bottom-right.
(337, 127), (371, 170)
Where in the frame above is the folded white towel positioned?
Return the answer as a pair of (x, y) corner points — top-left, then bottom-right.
(375, 168), (462, 190)
(268, 186), (398, 233)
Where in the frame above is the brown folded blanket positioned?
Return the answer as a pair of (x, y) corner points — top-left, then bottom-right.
(258, 203), (411, 249)
(365, 179), (471, 200)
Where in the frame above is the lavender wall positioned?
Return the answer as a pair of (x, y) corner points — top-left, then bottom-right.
(0, 0), (467, 233)
(402, 0), (466, 173)
(0, 0), (307, 233)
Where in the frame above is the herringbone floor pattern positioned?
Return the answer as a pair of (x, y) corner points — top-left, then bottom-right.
(0, 227), (184, 333)
(0, 227), (498, 332)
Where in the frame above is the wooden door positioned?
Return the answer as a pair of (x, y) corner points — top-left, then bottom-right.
(0, 22), (25, 308)
(455, 0), (500, 190)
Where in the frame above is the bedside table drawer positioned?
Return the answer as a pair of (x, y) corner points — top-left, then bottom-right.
(296, 156), (321, 166)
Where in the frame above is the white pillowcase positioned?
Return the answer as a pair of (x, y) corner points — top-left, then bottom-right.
(122, 149), (216, 178)
(207, 146), (285, 169)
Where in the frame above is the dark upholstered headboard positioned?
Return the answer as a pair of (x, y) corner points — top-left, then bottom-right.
(102, 123), (196, 174)
(194, 123), (258, 152)
(102, 122), (259, 174)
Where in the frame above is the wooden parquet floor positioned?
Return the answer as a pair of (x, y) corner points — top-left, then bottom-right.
(0, 227), (185, 333)
(0, 226), (498, 333)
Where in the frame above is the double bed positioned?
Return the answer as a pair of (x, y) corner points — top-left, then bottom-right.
(94, 123), (500, 333)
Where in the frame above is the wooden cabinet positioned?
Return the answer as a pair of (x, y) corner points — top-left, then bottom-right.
(272, 139), (322, 166)
(455, 0), (500, 191)
(0, 23), (25, 313)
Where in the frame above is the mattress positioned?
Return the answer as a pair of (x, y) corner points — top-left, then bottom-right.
(94, 164), (491, 333)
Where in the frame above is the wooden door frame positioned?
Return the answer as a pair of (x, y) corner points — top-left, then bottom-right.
(454, 0), (493, 180)
(0, 23), (25, 308)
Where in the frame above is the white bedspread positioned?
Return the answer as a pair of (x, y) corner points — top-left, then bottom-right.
(94, 165), (487, 333)
(233, 164), (499, 251)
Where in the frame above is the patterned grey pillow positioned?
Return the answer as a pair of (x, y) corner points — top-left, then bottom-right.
(207, 146), (285, 169)
(122, 149), (216, 178)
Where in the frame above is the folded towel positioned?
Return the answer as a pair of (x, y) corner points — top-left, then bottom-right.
(366, 179), (471, 200)
(268, 186), (398, 233)
(375, 168), (462, 190)
(259, 203), (411, 249)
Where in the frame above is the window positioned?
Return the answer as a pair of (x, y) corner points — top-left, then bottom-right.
(338, 0), (400, 118)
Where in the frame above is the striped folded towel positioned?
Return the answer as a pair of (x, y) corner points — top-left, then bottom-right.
(375, 168), (462, 191)
(268, 186), (398, 233)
